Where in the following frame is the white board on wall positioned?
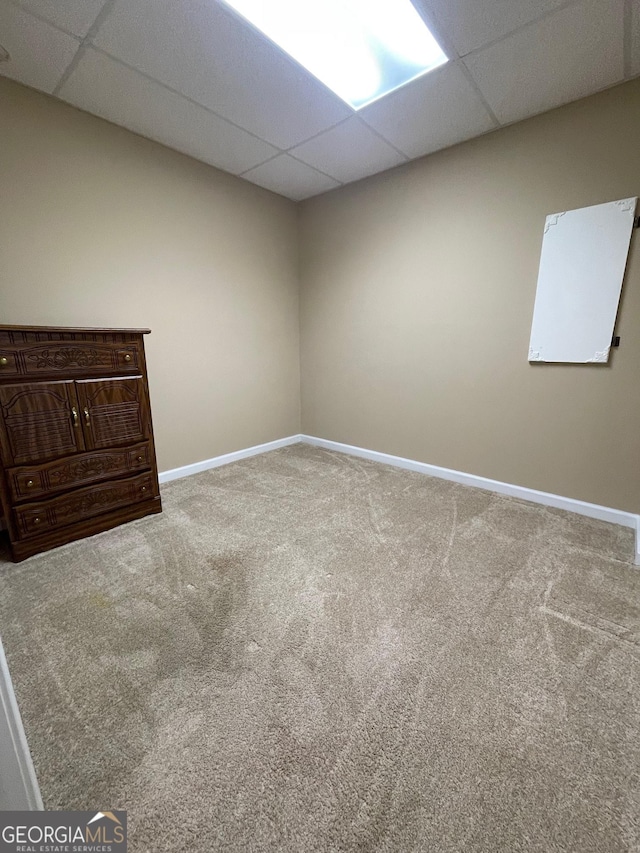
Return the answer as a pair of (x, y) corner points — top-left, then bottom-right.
(528, 197), (637, 363)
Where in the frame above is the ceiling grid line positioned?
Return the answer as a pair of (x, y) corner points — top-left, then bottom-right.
(412, 0), (461, 61)
(237, 151), (344, 185)
(456, 60), (502, 128)
(407, 4), (502, 130)
(281, 151), (347, 184)
(50, 42), (86, 95)
(235, 152), (285, 177)
(351, 117), (412, 163)
(454, 0), (587, 59)
(281, 117), (353, 155)
(82, 45), (287, 162)
(52, 0), (118, 96)
(6, 0), (81, 39)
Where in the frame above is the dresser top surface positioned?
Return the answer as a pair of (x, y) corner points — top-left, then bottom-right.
(0, 325), (151, 335)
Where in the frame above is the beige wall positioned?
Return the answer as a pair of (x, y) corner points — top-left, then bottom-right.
(0, 78), (300, 472)
(299, 79), (640, 513)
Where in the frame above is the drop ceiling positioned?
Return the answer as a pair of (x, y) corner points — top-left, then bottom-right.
(0, 0), (638, 200)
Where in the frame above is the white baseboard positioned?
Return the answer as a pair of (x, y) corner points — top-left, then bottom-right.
(158, 432), (640, 564)
(0, 638), (43, 810)
(158, 435), (302, 484)
(300, 435), (640, 561)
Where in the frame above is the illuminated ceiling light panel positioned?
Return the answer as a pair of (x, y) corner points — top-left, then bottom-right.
(220, 0), (448, 109)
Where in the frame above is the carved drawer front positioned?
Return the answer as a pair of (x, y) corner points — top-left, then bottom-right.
(12, 343), (140, 377)
(14, 472), (156, 539)
(7, 442), (151, 502)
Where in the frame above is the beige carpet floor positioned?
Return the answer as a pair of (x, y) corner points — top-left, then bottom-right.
(0, 443), (639, 852)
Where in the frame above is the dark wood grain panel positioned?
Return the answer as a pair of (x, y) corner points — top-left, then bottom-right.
(0, 381), (84, 466)
(14, 472), (156, 539)
(76, 377), (148, 449)
(7, 442), (151, 502)
(13, 343), (140, 378)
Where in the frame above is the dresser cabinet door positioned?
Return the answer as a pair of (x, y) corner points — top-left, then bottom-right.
(0, 381), (84, 466)
(75, 378), (149, 450)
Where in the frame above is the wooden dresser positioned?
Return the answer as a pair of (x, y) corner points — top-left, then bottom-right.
(0, 325), (162, 561)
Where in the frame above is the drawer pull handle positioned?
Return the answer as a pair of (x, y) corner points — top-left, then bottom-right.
(84, 407), (90, 426)
(71, 406), (79, 427)
(26, 480), (34, 488)
(33, 517), (41, 525)
(141, 486), (147, 492)
(123, 354), (132, 362)
(0, 357), (8, 366)
(137, 456), (144, 462)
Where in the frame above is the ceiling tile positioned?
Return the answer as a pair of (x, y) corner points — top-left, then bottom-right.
(0, 3), (79, 92)
(631, 1), (640, 77)
(423, 0), (568, 56)
(359, 63), (496, 160)
(12, 0), (107, 38)
(58, 48), (278, 174)
(289, 118), (407, 184)
(465, 0), (625, 125)
(241, 155), (340, 201)
(92, 0), (351, 149)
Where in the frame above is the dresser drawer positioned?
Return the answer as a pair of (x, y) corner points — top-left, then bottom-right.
(3, 342), (140, 378)
(0, 351), (20, 378)
(14, 472), (156, 539)
(6, 443), (151, 502)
